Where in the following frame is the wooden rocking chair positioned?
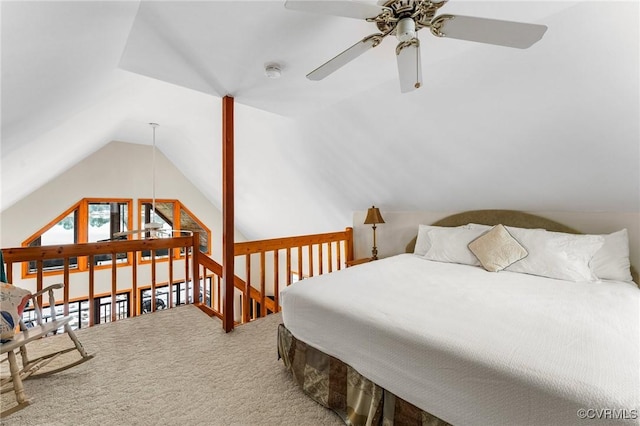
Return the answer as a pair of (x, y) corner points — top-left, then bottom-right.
(1, 283), (94, 417)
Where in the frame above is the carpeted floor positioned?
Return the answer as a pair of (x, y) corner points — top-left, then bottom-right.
(0, 306), (343, 425)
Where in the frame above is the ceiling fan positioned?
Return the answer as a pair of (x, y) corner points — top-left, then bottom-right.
(110, 123), (168, 240)
(110, 123), (191, 241)
(284, 0), (547, 93)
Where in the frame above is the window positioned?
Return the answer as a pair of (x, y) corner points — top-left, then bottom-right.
(141, 201), (174, 237)
(88, 202), (129, 266)
(21, 292), (130, 331)
(179, 207), (209, 253)
(138, 280), (198, 311)
(41, 210), (77, 245)
(27, 208), (79, 273)
(96, 293), (130, 324)
(140, 201), (174, 259)
(22, 197), (210, 277)
(138, 199), (211, 260)
(88, 202), (128, 242)
(23, 199), (133, 277)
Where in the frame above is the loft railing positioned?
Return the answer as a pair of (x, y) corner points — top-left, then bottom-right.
(191, 228), (354, 326)
(233, 227), (354, 324)
(2, 227), (354, 331)
(2, 236), (200, 327)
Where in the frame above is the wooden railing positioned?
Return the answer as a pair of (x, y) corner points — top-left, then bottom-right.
(233, 227), (353, 324)
(2, 227), (354, 331)
(2, 236), (199, 326)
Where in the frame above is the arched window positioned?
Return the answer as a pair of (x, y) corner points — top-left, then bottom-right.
(138, 199), (211, 261)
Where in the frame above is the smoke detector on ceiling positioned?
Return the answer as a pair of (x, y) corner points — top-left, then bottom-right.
(264, 63), (282, 79)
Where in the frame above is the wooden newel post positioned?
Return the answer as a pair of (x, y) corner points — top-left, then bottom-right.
(345, 227), (354, 265)
(222, 95), (235, 332)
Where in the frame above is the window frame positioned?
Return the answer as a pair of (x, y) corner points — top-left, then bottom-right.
(21, 198), (133, 278)
(137, 199), (212, 264)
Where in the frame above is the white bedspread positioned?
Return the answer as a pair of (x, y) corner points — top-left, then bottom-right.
(280, 254), (640, 426)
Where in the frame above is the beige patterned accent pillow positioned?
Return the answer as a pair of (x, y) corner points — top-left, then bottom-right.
(468, 224), (528, 272)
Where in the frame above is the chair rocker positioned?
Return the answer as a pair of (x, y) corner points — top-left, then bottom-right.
(1, 283), (94, 417)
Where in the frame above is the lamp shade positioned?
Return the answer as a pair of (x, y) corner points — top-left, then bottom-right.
(364, 206), (385, 225)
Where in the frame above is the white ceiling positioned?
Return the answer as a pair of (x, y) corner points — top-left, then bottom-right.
(1, 1), (638, 240)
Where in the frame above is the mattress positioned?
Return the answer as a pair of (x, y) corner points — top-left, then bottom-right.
(280, 254), (640, 426)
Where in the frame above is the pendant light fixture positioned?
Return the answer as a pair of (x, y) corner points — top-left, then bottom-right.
(113, 122), (164, 239)
(145, 122), (162, 238)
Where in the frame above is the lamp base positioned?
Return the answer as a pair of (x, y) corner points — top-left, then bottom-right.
(371, 224), (379, 260)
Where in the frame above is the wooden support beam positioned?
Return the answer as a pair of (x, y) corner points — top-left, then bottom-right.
(222, 95), (235, 332)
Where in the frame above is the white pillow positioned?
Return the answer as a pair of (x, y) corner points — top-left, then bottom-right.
(505, 227), (604, 282)
(589, 229), (633, 282)
(466, 223), (493, 232)
(413, 224), (468, 256)
(424, 227), (489, 266)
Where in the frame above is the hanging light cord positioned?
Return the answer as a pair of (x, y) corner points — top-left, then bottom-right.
(150, 123), (159, 224)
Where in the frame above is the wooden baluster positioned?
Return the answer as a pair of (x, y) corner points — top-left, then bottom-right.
(243, 254), (251, 324)
(216, 275), (221, 312)
(273, 250), (279, 314)
(88, 255), (95, 327)
(191, 235), (199, 307)
(151, 250), (156, 311)
(132, 251), (138, 317)
(111, 253), (117, 322)
(318, 244), (324, 275)
(286, 247), (292, 286)
(308, 245), (313, 277)
(184, 246), (190, 304)
(36, 260), (43, 310)
(6, 262), (13, 283)
(297, 246), (303, 281)
(259, 251), (266, 318)
(328, 242), (333, 273)
(169, 252), (174, 309)
(63, 258), (70, 317)
(199, 264), (205, 307)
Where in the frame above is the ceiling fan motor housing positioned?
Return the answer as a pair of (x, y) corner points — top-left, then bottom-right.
(376, 0), (447, 35)
(396, 17), (416, 41)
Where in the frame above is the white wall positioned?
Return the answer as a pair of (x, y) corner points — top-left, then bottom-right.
(1, 141), (247, 294)
(352, 210), (640, 275)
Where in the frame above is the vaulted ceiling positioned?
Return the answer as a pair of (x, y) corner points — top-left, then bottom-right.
(2, 1), (638, 240)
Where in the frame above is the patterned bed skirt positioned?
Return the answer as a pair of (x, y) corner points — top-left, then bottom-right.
(277, 324), (450, 426)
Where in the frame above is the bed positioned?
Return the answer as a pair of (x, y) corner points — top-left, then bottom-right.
(278, 210), (640, 426)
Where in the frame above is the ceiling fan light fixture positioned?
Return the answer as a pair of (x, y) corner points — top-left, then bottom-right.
(264, 64), (282, 79)
(396, 17), (416, 42)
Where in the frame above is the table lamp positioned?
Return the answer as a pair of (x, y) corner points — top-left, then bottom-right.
(364, 206), (385, 260)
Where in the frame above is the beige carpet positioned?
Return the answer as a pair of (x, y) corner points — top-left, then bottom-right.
(1, 306), (343, 425)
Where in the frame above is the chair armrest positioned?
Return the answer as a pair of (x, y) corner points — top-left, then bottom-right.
(31, 283), (64, 299)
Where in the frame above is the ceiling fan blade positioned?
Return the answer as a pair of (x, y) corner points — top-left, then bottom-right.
(112, 225), (168, 239)
(307, 34), (385, 81)
(284, 1), (390, 20)
(112, 230), (139, 237)
(396, 38), (422, 93)
(431, 15), (547, 49)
